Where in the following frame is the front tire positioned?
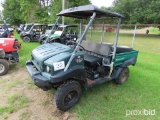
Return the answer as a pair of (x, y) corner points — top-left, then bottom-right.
(114, 67), (129, 84)
(54, 81), (82, 111)
(23, 36), (31, 42)
(0, 59), (9, 76)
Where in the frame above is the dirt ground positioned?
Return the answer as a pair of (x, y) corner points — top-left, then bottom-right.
(0, 65), (75, 120)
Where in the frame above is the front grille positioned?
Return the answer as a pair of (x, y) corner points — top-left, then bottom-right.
(31, 58), (41, 72)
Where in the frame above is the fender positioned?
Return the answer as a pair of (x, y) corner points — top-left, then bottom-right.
(121, 58), (137, 67)
(50, 65), (86, 84)
(113, 58), (137, 79)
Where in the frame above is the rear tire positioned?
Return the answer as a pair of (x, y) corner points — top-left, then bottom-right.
(23, 36), (31, 42)
(114, 67), (129, 84)
(54, 81), (82, 111)
(0, 59), (9, 76)
(39, 38), (44, 44)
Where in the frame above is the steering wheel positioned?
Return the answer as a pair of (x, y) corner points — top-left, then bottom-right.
(66, 41), (85, 50)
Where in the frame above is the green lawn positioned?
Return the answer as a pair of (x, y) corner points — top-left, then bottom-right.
(149, 27), (160, 35)
(15, 31), (160, 120)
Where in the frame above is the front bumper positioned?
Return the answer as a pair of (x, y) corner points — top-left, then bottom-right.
(26, 60), (50, 88)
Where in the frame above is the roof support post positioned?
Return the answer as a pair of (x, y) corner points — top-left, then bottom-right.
(64, 12), (96, 72)
(45, 16), (60, 43)
(101, 18), (105, 43)
(132, 25), (137, 48)
(108, 18), (121, 77)
(79, 19), (82, 36)
(112, 18), (121, 62)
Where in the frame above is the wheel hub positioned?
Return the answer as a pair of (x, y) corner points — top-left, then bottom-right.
(64, 90), (78, 105)
(121, 71), (129, 83)
(0, 64), (5, 73)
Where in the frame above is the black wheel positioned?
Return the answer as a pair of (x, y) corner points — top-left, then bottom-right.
(39, 38), (45, 44)
(39, 40), (43, 44)
(114, 67), (129, 84)
(23, 36), (31, 42)
(54, 81), (82, 111)
(0, 59), (9, 76)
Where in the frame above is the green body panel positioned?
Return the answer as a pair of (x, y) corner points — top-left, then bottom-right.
(114, 50), (139, 66)
(69, 51), (84, 68)
(31, 43), (72, 72)
(43, 51), (84, 77)
(44, 52), (71, 76)
(31, 42), (84, 79)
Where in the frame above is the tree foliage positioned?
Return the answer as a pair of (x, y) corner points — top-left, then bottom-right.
(2, 0), (90, 25)
(50, 0), (91, 24)
(2, 0), (24, 25)
(113, 0), (160, 24)
(2, 0), (159, 25)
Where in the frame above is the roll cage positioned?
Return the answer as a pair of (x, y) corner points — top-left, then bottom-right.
(46, 5), (125, 77)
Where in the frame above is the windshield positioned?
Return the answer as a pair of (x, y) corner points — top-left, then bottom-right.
(24, 24), (32, 31)
(54, 31), (63, 36)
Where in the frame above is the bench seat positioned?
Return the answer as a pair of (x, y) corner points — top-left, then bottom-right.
(81, 41), (111, 67)
(99, 42), (133, 53)
(84, 54), (103, 66)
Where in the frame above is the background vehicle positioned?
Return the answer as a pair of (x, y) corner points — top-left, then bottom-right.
(39, 24), (78, 44)
(0, 21), (21, 75)
(16, 24), (33, 34)
(0, 23), (14, 35)
(16, 24), (24, 34)
(26, 5), (139, 111)
(20, 23), (47, 42)
(38, 24), (55, 44)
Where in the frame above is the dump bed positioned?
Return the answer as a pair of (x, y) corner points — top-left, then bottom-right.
(114, 50), (139, 66)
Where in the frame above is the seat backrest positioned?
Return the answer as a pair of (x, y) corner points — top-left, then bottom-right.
(81, 41), (111, 56)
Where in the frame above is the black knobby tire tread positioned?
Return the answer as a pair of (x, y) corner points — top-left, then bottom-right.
(54, 81), (82, 111)
(114, 67), (129, 84)
(23, 36), (31, 42)
(0, 59), (9, 76)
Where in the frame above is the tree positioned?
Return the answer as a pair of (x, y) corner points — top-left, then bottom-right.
(2, 0), (24, 25)
(50, 0), (91, 24)
(112, 0), (160, 24)
(2, 0), (91, 25)
(18, 0), (39, 23)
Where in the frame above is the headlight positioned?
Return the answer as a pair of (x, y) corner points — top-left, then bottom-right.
(46, 66), (51, 73)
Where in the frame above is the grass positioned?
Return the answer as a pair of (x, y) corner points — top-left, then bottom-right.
(77, 30), (160, 119)
(13, 30), (160, 119)
(0, 94), (32, 119)
(7, 79), (23, 90)
(14, 32), (39, 66)
(73, 51), (160, 120)
(149, 27), (160, 34)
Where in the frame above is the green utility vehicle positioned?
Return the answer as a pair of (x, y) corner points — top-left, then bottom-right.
(39, 24), (78, 44)
(26, 5), (139, 111)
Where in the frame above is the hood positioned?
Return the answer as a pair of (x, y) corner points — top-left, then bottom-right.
(20, 31), (30, 36)
(49, 34), (60, 38)
(32, 43), (72, 62)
